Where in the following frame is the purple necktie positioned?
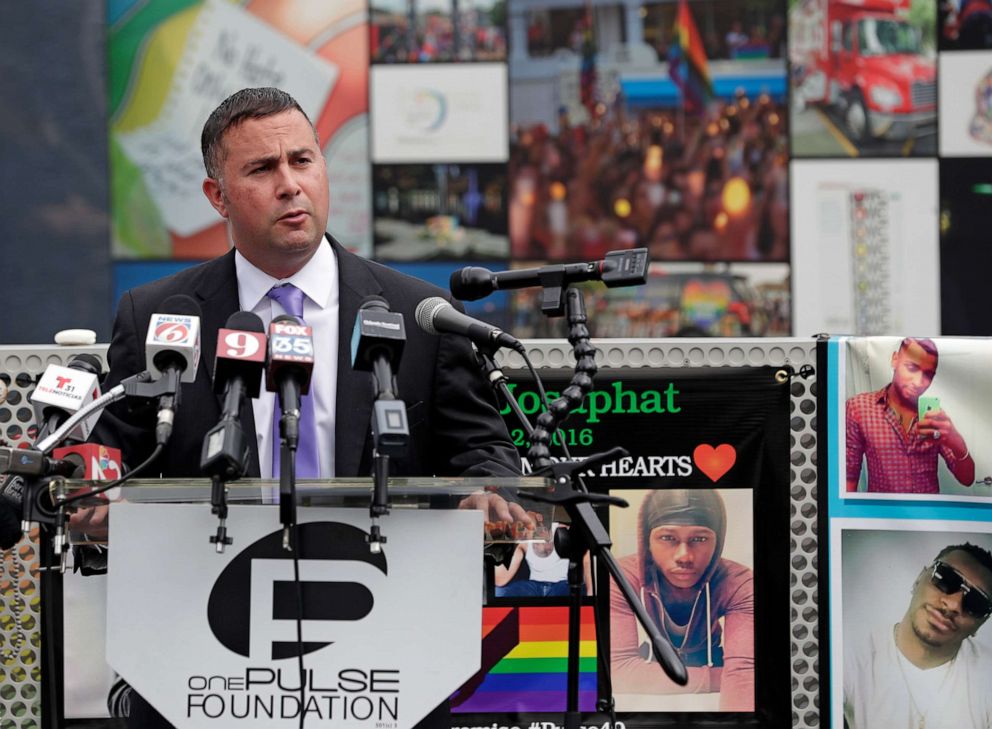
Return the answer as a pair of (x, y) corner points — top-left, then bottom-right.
(266, 284), (320, 479)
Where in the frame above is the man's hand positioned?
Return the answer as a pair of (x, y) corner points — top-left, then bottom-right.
(918, 409), (968, 457)
(919, 408), (975, 486)
(68, 504), (109, 540)
(459, 490), (537, 533)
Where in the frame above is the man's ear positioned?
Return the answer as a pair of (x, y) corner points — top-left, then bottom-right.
(203, 178), (228, 219)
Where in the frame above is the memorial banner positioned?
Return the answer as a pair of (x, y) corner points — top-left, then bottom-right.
(459, 366), (792, 727)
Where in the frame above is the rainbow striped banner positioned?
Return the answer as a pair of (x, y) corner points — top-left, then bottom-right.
(668, 0), (714, 113)
(451, 606), (598, 712)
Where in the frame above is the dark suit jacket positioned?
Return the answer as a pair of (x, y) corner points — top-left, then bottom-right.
(97, 237), (520, 479)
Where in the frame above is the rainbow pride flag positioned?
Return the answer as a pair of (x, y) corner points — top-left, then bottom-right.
(451, 606), (598, 713)
(668, 0), (714, 113)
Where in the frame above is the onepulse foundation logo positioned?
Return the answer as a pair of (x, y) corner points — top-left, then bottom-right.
(208, 522), (388, 660)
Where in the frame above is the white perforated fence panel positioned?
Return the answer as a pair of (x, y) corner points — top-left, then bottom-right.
(0, 345), (108, 729)
(1, 340), (819, 728)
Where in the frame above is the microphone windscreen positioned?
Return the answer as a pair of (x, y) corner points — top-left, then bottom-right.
(449, 267), (494, 301)
(159, 294), (203, 318)
(414, 297), (451, 336)
(147, 294), (202, 382)
(359, 295), (390, 311)
(224, 311), (265, 333)
(67, 353), (103, 377)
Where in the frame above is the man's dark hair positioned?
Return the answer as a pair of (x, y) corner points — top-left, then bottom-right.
(200, 87), (316, 179)
(936, 542), (992, 582)
(897, 337), (938, 361)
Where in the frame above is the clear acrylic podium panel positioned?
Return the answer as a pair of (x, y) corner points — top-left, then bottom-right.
(59, 476), (556, 547)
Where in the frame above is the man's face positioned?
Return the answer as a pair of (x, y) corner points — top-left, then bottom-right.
(906, 549), (992, 650)
(890, 341), (937, 407)
(202, 109), (329, 278)
(648, 524), (717, 589)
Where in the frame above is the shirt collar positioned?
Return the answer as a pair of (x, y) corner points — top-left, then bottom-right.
(234, 239), (337, 312)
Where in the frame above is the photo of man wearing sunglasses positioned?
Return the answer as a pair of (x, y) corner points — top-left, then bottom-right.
(844, 541), (992, 729)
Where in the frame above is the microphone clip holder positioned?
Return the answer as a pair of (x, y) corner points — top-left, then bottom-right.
(368, 398), (409, 553)
(14, 474), (71, 573)
(537, 266), (571, 317)
(209, 475), (234, 554)
(122, 369), (178, 401)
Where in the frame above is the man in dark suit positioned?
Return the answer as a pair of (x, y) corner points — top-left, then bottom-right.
(93, 87), (524, 729)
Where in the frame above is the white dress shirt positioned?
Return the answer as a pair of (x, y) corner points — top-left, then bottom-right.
(234, 242), (339, 478)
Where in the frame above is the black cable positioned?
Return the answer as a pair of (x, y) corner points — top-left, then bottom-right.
(281, 446), (306, 729)
(292, 507), (306, 729)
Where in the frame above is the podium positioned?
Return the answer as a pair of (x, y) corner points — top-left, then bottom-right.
(59, 477), (551, 729)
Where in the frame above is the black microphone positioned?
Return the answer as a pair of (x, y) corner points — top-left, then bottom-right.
(201, 312), (267, 481)
(0, 447), (82, 479)
(0, 460), (84, 550)
(0, 481), (21, 550)
(265, 315), (315, 451)
(449, 248), (649, 301)
(415, 297), (524, 353)
(351, 296), (405, 396)
(351, 296), (409, 456)
(145, 295), (202, 446)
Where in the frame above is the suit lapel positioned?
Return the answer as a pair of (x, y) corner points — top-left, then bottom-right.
(194, 250), (262, 478)
(332, 239), (382, 477)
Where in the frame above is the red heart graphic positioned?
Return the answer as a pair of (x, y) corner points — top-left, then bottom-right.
(693, 444), (736, 483)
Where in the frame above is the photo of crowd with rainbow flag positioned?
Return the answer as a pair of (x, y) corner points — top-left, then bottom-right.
(507, 0), (789, 339)
(509, 0), (787, 265)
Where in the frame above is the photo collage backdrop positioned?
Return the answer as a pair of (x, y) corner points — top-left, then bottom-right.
(108, 0), (992, 341)
(823, 335), (992, 729)
(108, 0), (793, 340)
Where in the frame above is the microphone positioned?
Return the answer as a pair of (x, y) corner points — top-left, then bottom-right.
(201, 312), (267, 480)
(265, 315), (315, 451)
(0, 479), (22, 549)
(0, 446), (82, 479)
(352, 296), (405, 393)
(351, 296), (409, 456)
(449, 248), (649, 301)
(0, 454), (81, 550)
(30, 354), (104, 443)
(415, 297), (524, 353)
(145, 295), (202, 446)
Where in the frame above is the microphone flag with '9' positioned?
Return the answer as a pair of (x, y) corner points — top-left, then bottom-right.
(201, 312), (267, 480)
(214, 312), (267, 399)
(30, 354), (103, 443)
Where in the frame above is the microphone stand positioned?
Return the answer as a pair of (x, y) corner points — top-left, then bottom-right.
(279, 427), (297, 552)
(480, 287), (687, 728)
(367, 359), (408, 553)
